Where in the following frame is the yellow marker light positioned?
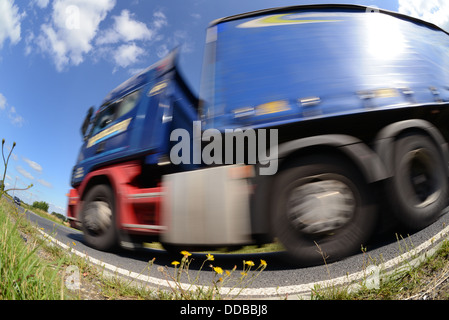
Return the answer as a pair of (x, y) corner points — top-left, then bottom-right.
(255, 100), (290, 116)
(373, 88), (399, 98)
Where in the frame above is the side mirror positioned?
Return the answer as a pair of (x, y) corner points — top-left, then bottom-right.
(81, 106), (94, 140)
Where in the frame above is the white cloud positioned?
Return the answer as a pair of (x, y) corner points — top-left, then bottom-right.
(173, 30), (194, 54)
(24, 31), (35, 56)
(96, 9), (153, 45)
(127, 67), (146, 76)
(0, 0), (22, 48)
(37, 178), (52, 188)
(16, 166), (34, 180)
(0, 93), (6, 110)
(97, 9), (169, 70)
(0, 93), (25, 127)
(398, 0), (449, 31)
(31, 2), (171, 71)
(156, 44), (169, 58)
(152, 10), (168, 30)
(114, 43), (145, 68)
(49, 203), (65, 214)
(34, 0), (50, 9)
(36, 0), (116, 71)
(8, 106), (24, 127)
(23, 158), (43, 173)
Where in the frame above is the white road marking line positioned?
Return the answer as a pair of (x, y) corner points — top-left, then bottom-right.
(36, 222), (449, 299)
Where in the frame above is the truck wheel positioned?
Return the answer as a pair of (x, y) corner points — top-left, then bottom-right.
(387, 133), (449, 231)
(271, 155), (377, 266)
(80, 185), (118, 251)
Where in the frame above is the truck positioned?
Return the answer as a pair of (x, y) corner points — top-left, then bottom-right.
(67, 4), (449, 266)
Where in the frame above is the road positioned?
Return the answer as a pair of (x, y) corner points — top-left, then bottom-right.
(8, 197), (449, 299)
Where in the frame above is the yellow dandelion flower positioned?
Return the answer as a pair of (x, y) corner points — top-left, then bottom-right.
(240, 271), (247, 276)
(206, 253), (214, 261)
(213, 266), (224, 275)
(260, 259), (267, 266)
(180, 250), (192, 257)
(72, 242), (76, 246)
(225, 270), (231, 276)
(171, 261), (180, 266)
(245, 260), (255, 267)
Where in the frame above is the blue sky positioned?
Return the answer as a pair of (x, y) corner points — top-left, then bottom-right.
(0, 0), (447, 215)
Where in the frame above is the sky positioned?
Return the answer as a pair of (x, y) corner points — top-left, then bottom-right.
(0, 0), (448, 216)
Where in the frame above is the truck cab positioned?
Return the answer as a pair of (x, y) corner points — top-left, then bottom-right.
(72, 51), (198, 188)
(67, 51), (199, 248)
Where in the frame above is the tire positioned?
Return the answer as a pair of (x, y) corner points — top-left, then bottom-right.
(387, 133), (449, 231)
(271, 155), (377, 266)
(80, 185), (118, 251)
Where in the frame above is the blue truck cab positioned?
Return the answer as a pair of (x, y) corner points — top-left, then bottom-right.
(72, 50), (198, 188)
(67, 50), (200, 252)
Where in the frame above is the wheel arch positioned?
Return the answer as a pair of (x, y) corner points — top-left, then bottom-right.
(76, 161), (143, 232)
(374, 119), (449, 177)
(251, 134), (387, 239)
(80, 174), (114, 202)
(77, 171), (117, 231)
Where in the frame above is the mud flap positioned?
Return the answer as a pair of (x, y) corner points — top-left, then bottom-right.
(161, 165), (253, 246)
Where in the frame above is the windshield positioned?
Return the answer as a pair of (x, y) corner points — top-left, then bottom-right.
(90, 89), (142, 137)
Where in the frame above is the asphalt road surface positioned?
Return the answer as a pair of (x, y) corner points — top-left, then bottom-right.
(8, 197), (449, 299)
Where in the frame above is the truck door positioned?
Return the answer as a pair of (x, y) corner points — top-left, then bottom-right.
(84, 89), (142, 166)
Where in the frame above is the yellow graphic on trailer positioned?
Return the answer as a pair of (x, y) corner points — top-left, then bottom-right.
(238, 13), (341, 28)
(256, 100), (290, 116)
(148, 80), (168, 96)
(87, 118), (132, 148)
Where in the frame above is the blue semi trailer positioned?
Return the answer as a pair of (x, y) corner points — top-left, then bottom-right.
(68, 5), (449, 266)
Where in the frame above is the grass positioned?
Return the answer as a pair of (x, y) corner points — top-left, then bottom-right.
(2, 193), (69, 227)
(3, 193), (449, 300)
(310, 237), (449, 300)
(21, 201), (69, 227)
(0, 197), (156, 300)
(157, 252), (268, 300)
(0, 200), (64, 299)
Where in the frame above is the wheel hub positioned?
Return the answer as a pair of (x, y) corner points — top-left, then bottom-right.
(407, 149), (441, 208)
(83, 201), (112, 235)
(287, 179), (355, 235)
